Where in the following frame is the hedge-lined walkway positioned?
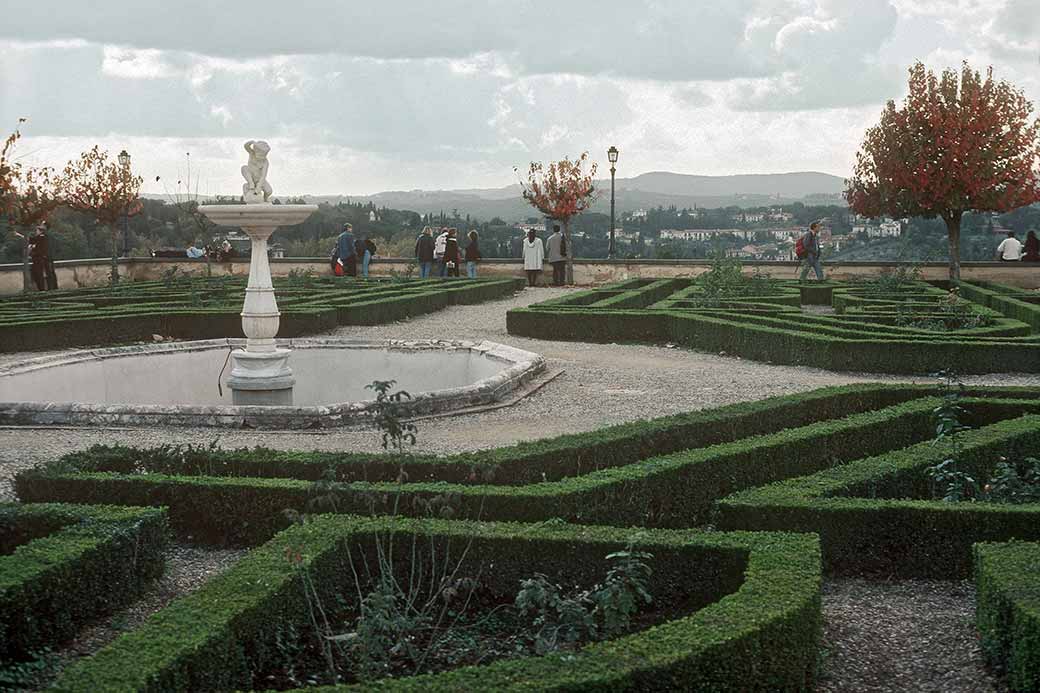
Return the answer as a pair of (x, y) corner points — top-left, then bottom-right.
(2, 286), (1039, 499)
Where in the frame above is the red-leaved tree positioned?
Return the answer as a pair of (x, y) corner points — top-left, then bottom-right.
(1, 121), (65, 291)
(58, 146), (143, 283)
(846, 61), (1040, 280)
(518, 152), (597, 284)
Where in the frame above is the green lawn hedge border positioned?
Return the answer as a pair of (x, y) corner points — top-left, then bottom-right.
(19, 388), (1040, 546)
(49, 516), (822, 693)
(975, 540), (1040, 691)
(0, 503), (168, 661)
(0, 278), (524, 352)
(716, 413), (1040, 577)
(957, 281), (1040, 333)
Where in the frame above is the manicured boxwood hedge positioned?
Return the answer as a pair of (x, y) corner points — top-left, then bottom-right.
(0, 502), (168, 661)
(48, 516), (822, 693)
(716, 412), (1040, 578)
(974, 540), (1040, 691)
(957, 281), (1040, 333)
(506, 279), (1040, 374)
(0, 277), (524, 352)
(19, 386), (1040, 546)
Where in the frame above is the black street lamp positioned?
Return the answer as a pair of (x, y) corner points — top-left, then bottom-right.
(607, 146), (618, 259)
(118, 150), (131, 257)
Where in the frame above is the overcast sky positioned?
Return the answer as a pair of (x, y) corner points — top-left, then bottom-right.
(1, 0), (1037, 196)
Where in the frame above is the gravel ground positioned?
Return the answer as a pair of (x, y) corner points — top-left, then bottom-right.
(818, 578), (1006, 693)
(2, 286), (1036, 500)
(25, 543), (247, 691)
(1, 285), (1033, 690)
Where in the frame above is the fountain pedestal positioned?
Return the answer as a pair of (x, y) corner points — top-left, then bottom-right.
(199, 203), (316, 405)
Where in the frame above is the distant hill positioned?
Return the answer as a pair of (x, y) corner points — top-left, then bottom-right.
(145, 171), (848, 220)
(308, 171), (847, 220)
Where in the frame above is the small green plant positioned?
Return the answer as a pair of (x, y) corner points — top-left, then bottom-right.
(895, 288), (991, 332)
(0, 648), (58, 689)
(366, 380), (418, 453)
(858, 261), (922, 294)
(983, 456), (1040, 504)
(693, 252), (774, 306)
(926, 369), (977, 502)
(514, 541), (653, 654)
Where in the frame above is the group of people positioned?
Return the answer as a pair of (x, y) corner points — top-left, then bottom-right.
(521, 224), (569, 286)
(332, 223), (379, 277)
(413, 226), (482, 279)
(996, 230), (1040, 262)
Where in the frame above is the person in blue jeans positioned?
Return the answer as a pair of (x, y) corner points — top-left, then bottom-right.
(799, 222), (824, 281)
(335, 223), (356, 276)
(464, 230), (481, 278)
(360, 237), (377, 277)
(415, 226), (435, 278)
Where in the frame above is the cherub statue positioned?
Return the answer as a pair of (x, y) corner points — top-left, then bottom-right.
(241, 140), (273, 202)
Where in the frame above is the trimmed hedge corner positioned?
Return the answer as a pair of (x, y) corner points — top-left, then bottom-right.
(0, 502), (168, 661)
(975, 540), (1040, 691)
(49, 516), (822, 693)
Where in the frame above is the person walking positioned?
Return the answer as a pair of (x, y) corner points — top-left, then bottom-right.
(996, 231), (1023, 261)
(1022, 230), (1039, 262)
(464, 230), (481, 279)
(27, 224), (52, 291)
(546, 224), (567, 286)
(415, 226), (435, 278)
(434, 227), (449, 277)
(360, 236), (377, 277)
(522, 228), (544, 287)
(443, 228), (461, 278)
(335, 223), (357, 276)
(799, 221), (824, 281)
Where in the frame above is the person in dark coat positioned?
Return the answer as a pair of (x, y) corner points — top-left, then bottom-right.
(442, 228), (461, 278)
(1020, 230), (1038, 262)
(415, 226), (435, 278)
(464, 230), (481, 279)
(28, 224), (51, 291)
(335, 223), (357, 276)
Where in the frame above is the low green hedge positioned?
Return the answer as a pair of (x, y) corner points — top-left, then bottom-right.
(716, 412), (1040, 577)
(507, 306), (1040, 374)
(958, 281), (1040, 333)
(0, 278), (523, 352)
(975, 540), (1040, 691)
(0, 503), (168, 661)
(22, 393), (1033, 546)
(49, 516), (822, 692)
(50, 383), (939, 486)
(507, 279), (1040, 374)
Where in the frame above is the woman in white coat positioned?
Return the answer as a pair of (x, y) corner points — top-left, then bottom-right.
(522, 229), (545, 287)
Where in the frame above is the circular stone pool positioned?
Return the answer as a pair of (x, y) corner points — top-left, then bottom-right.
(0, 338), (546, 428)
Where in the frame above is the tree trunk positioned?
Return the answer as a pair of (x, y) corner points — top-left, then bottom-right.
(563, 219), (574, 285)
(109, 226), (120, 284)
(20, 230), (33, 293)
(944, 212), (962, 281)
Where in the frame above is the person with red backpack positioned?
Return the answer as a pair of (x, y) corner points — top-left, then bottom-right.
(797, 221), (824, 281)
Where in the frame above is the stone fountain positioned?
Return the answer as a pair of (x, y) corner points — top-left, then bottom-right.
(198, 140), (317, 405)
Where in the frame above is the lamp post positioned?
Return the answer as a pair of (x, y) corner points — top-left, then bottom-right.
(117, 150), (131, 257)
(607, 146), (618, 259)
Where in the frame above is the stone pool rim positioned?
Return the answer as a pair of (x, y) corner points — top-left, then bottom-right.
(0, 338), (546, 429)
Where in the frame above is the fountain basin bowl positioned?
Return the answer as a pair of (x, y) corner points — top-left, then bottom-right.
(0, 338), (546, 429)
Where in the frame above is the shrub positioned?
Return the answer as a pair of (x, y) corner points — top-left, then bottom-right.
(974, 540), (1040, 691)
(0, 503), (168, 661)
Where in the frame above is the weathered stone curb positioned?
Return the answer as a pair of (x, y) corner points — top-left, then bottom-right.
(0, 338), (546, 429)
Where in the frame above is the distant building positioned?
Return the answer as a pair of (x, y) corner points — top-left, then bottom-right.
(369, 210), (378, 222)
(615, 230), (639, 241)
(660, 228), (756, 241)
(768, 207), (794, 222)
(631, 208), (649, 220)
(736, 211), (765, 223)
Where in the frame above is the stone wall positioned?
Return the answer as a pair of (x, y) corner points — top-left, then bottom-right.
(1, 256), (1038, 294)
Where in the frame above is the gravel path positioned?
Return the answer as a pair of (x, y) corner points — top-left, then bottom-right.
(2, 286), (1036, 500)
(0, 286), (1032, 691)
(818, 579), (1005, 693)
(25, 543), (247, 691)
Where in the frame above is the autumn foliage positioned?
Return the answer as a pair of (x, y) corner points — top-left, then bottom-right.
(57, 145), (143, 282)
(845, 61), (1040, 279)
(1, 121), (65, 291)
(519, 152), (598, 283)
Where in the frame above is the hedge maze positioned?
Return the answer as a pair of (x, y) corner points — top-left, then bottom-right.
(10, 382), (1040, 690)
(0, 275), (524, 352)
(506, 277), (1040, 374)
(1, 503), (168, 662)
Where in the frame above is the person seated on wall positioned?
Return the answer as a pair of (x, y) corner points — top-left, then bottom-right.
(186, 241), (207, 259)
(1020, 230), (1038, 262)
(217, 240), (237, 262)
(996, 231), (1023, 262)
